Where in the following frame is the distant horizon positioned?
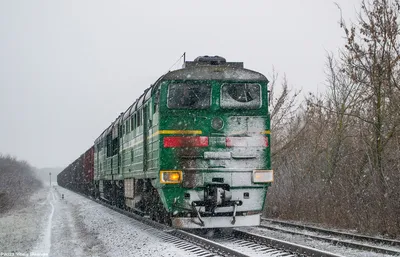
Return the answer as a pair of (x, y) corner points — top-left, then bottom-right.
(34, 167), (63, 183)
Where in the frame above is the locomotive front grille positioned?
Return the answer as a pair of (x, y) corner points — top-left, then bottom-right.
(181, 169), (256, 188)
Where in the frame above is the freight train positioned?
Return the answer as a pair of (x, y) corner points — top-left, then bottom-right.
(57, 55), (273, 229)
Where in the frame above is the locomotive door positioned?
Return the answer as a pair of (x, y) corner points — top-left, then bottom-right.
(143, 105), (149, 174)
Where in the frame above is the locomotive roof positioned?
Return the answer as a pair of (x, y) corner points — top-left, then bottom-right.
(161, 65), (268, 82)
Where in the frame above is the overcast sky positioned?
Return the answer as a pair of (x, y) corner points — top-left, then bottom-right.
(0, 0), (361, 168)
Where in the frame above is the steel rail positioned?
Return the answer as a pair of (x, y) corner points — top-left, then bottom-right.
(232, 229), (344, 257)
(169, 230), (250, 257)
(262, 218), (400, 247)
(259, 221), (400, 255)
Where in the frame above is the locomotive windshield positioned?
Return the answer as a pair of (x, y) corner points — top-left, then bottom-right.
(167, 83), (211, 109)
(220, 83), (261, 109)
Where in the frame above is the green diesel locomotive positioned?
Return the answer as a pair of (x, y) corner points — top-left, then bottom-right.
(73, 55), (273, 229)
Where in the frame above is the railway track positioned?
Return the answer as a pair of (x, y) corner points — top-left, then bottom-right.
(93, 195), (344, 256)
(260, 218), (400, 256)
(57, 187), (344, 256)
(195, 228), (343, 257)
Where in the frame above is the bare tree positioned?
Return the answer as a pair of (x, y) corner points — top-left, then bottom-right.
(338, 0), (400, 232)
(268, 69), (302, 158)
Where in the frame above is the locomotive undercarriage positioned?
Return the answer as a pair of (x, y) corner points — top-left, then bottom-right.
(129, 179), (171, 224)
(96, 178), (172, 224)
(96, 180), (124, 208)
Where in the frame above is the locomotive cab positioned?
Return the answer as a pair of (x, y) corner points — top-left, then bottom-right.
(153, 56), (273, 228)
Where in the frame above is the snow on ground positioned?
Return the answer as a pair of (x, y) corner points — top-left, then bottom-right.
(0, 187), (49, 255)
(0, 185), (197, 257)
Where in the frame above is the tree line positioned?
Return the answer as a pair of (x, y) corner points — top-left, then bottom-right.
(0, 154), (42, 214)
(266, 0), (400, 237)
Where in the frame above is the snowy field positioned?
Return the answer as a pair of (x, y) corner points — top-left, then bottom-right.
(0, 186), (195, 257)
(2, 185), (397, 257)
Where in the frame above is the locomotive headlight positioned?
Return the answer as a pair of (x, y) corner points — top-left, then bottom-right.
(160, 170), (182, 184)
(212, 117), (224, 130)
(252, 170), (274, 183)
